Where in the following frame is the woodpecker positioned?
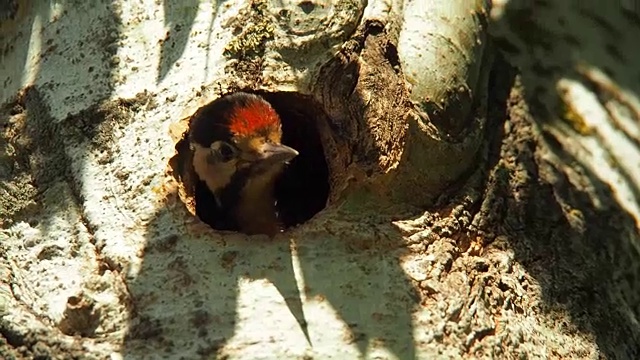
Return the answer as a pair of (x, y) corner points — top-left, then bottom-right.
(188, 92), (298, 236)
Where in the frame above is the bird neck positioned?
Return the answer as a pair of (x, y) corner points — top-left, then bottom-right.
(233, 166), (283, 236)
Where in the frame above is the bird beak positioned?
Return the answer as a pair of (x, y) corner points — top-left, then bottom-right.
(260, 142), (299, 164)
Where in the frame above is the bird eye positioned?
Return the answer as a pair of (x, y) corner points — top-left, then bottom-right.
(211, 141), (237, 162)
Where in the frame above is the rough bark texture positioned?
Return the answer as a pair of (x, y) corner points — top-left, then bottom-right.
(1, 0), (639, 359)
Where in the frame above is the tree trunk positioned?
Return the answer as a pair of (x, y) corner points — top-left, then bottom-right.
(1, 0), (639, 359)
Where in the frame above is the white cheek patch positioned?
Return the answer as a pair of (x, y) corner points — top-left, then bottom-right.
(192, 143), (236, 194)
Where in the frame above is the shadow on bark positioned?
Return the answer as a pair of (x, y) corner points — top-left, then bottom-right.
(488, 1), (640, 357)
(123, 17), (419, 360)
(123, 209), (419, 358)
(157, 0), (225, 83)
(491, 0), (640, 207)
(1, 0), (121, 227)
(476, 55), (640, 358)
(0, 1), (122, 358)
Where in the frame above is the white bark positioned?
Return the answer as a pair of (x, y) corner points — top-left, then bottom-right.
(1, 0), (639, 359)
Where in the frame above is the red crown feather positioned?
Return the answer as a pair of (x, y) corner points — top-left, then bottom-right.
(228, 98), (280, 137)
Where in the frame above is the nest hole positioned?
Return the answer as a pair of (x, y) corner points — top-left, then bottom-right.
(259, 91), (330, 228)
(178, 91), (331, 234)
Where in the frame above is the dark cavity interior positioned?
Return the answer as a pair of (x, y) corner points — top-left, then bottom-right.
(192, 90), (330, 233)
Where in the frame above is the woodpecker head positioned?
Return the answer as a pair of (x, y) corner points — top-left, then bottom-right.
(188, 92), (298, 234)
